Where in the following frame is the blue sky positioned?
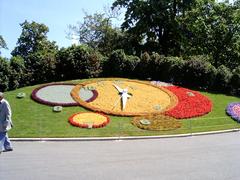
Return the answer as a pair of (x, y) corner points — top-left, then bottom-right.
(0, 0), (122, 58)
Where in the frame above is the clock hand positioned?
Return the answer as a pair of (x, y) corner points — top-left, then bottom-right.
(112, 96), (122, 110)
(113, 84), (123, 93)
(112, 83), (132, 110)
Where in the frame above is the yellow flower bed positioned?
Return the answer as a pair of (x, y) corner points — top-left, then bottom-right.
(71, 79), (178, 116)
(69, 112), (110, 128)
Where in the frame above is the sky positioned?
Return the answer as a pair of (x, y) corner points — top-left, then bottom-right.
(0, 0), (122, 58)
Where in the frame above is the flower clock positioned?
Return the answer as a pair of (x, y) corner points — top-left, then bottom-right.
(71, 79), (178, 116)
(226, 102), (240, 122)
(31, 78), (214, 130)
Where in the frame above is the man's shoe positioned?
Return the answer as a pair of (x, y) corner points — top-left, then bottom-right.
(3, 148), (13, 152)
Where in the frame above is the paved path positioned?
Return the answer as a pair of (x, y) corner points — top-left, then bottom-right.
(0, 132), (240, 180)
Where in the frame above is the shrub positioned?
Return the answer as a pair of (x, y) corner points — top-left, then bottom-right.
(154, 56), (184, 83)
(25, 50), (57, 84)
(104, 49), (140, 77)
(181, 58), (216, 89)
(0, 57), (10, 91)
(230, 66), (240, 95)
(85, 52), (104, 78)
(56, 45), (103, 80)
(213, 65), (232, 92)
(9, 56), (26, 89)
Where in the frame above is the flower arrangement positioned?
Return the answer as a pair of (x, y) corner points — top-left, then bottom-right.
(31, 83), (79, 106)
(69, 112), (110, 128)
(165, 86), (212, 119)
(226, 102), (240, 122)
(53, 106), (63, 112)
(16, 92), (26, 98)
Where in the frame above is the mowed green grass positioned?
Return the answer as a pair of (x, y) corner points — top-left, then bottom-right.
(5, 79), (240, 138)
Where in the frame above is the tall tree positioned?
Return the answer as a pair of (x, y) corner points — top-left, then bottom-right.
(11, 20), (58, 84)
(11, 20), (57, 59)
(0, 35), (8, 55)
(68, 9), (130, 56)
(112, 0), (196, 55)
(183, 0), (240, 69)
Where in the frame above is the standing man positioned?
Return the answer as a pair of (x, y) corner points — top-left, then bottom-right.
(0, 92), (13, 154)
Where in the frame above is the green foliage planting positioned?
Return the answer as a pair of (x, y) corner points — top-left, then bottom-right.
(213, 65), (233, 92)
(132, 115), (182, 131)
(0, 57), (10, 91)
(9, 56), (26, 89)
(181, 58), (216, 89)
(104, 49), (140, 77)
(56, 45), (103, 80)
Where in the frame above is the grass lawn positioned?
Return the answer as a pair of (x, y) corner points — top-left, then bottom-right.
(5, 79), (240, 138)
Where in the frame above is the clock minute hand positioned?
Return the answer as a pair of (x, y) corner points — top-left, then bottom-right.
(113, 84), (123, 93)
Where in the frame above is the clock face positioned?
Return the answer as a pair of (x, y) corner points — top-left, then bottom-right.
(71, 79), (178, 116)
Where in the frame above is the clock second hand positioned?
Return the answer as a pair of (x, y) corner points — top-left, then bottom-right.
(112, 96), (122, 110)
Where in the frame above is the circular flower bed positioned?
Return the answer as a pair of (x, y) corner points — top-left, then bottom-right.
(31, 83), (98, 106)
(71, 79), (177, 116)
(132, 115), (182, 131)
(31, 83), (78, 106)
(69, 112), (110, 128)
(164, 86), (212, 119)
(226, 102), (240, 122)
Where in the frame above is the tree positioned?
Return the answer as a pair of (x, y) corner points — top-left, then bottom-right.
(112, 0), (196, 56)
(11, 21), (58, 84)
(0, 35), (8, 55)
(11, 21), (56, 58)
(68, 9), (130, 56)
(182, 0), (240, 69)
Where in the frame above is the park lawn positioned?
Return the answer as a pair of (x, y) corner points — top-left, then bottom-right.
(5, 79), (240, 138)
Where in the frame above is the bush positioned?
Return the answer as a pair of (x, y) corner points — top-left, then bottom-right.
(213, 65), (232, 92)
(181, 57), (216, 89)
(104, 49), (140, 77)
(135, 52), (155, 79)
(25, 50), (57, 84)
(154, 56), (184, 83)
(230, 66), (240, 95)
(9, 56), (26, 90)
(85, 52), (104, 78)
(56, 45), (103, 80)
(0, 57), (10, 91)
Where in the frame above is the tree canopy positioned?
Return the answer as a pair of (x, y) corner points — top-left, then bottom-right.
(0, 35), (8, 54)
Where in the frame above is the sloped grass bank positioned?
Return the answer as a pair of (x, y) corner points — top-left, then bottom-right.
(6, 80), (240, 138)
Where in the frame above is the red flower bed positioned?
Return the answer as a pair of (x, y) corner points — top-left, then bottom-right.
(164, 86), (212, 119)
